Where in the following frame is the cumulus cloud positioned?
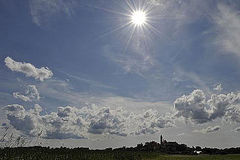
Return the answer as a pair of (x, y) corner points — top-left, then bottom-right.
(5, 104), (88, 139)
(174, 89), (211, 124)
(5, 104), (45, 137)
(87, 107), (129, 136)
(215, 3), (240, 57)
(5, 57), (53, 81)
(13, 93), (31, 102)
(13, 85), (40, 102)
(193, 125), (220, 134)
(174, 88), (240, 124)
(224, 104), (240, 123)
(208, 92), (240, 123)
(213, 84), (223, 92)
(134, 109), (174, 135)
(5, 104), (174, 139)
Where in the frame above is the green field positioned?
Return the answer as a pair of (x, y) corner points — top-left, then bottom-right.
(144, 154), (240, 160)
(1, 148), (240, 160)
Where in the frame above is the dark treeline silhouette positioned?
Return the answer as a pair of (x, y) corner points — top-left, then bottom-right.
(1, 135), (240, 160)
(112, 140), (240, 155)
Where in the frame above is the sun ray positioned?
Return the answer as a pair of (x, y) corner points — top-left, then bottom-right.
(141, 1), (150, 13)
(97, 22), (132, 39)
(85, 0), (171, 55)
(138, 26), (150, 56)
(148, 15), (185, 21)
(123, 25), (137, 54)
(147, 23), (170, 41)
(125, 0), (136, 13)
(142, 0), (156, 14)
(81, 4), (129, 17)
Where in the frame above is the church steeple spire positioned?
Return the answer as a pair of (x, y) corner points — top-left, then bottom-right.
(160, 135), (163, 145)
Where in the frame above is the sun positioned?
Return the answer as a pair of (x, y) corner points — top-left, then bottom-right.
(131, 10), (147, 26)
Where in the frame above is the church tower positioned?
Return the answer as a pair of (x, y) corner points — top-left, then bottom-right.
(160, 135), (163, 145)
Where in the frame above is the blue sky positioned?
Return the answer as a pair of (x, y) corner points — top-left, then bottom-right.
(1, 0), (240, 148)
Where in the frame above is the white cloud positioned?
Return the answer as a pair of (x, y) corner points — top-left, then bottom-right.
(174, 89), (211, 124)
(13, 85), (40, 102)
(224, 104), (240, 124)
(208, 92), (240, 123)
(87, 107), (129, 136)
(13, 92), (31, 102)
(5, 57), (53, 81)
(5, 104), (45, 137)
(134, 109), (174, 135)
(5, 104), (174, 139)
(213, 84), (223, 92)
(215, 4), (240, 57)
(193, 125), (220, 134)
(174, 88), (240, 124)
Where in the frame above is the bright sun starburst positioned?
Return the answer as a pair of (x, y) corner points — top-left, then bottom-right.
(131, 10), (147, 26)
(94, 0), (163, 54)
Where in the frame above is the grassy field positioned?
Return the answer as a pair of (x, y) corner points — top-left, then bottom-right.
(1, 148), (240, 160)
(144, 154), (240, 160)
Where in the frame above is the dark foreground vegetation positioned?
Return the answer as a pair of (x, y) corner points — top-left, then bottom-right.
(1, 147), (240, 160)
(1, 139), (240, 160)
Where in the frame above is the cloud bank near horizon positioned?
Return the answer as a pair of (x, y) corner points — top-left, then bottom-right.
(4, 104), (174, 139)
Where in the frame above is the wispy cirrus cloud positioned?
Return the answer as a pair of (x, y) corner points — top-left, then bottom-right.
(103, 44), (156, 75)
(214, 3), (240, 57)
(29, 0), (77, 26)
(193, 125), (220, 134)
